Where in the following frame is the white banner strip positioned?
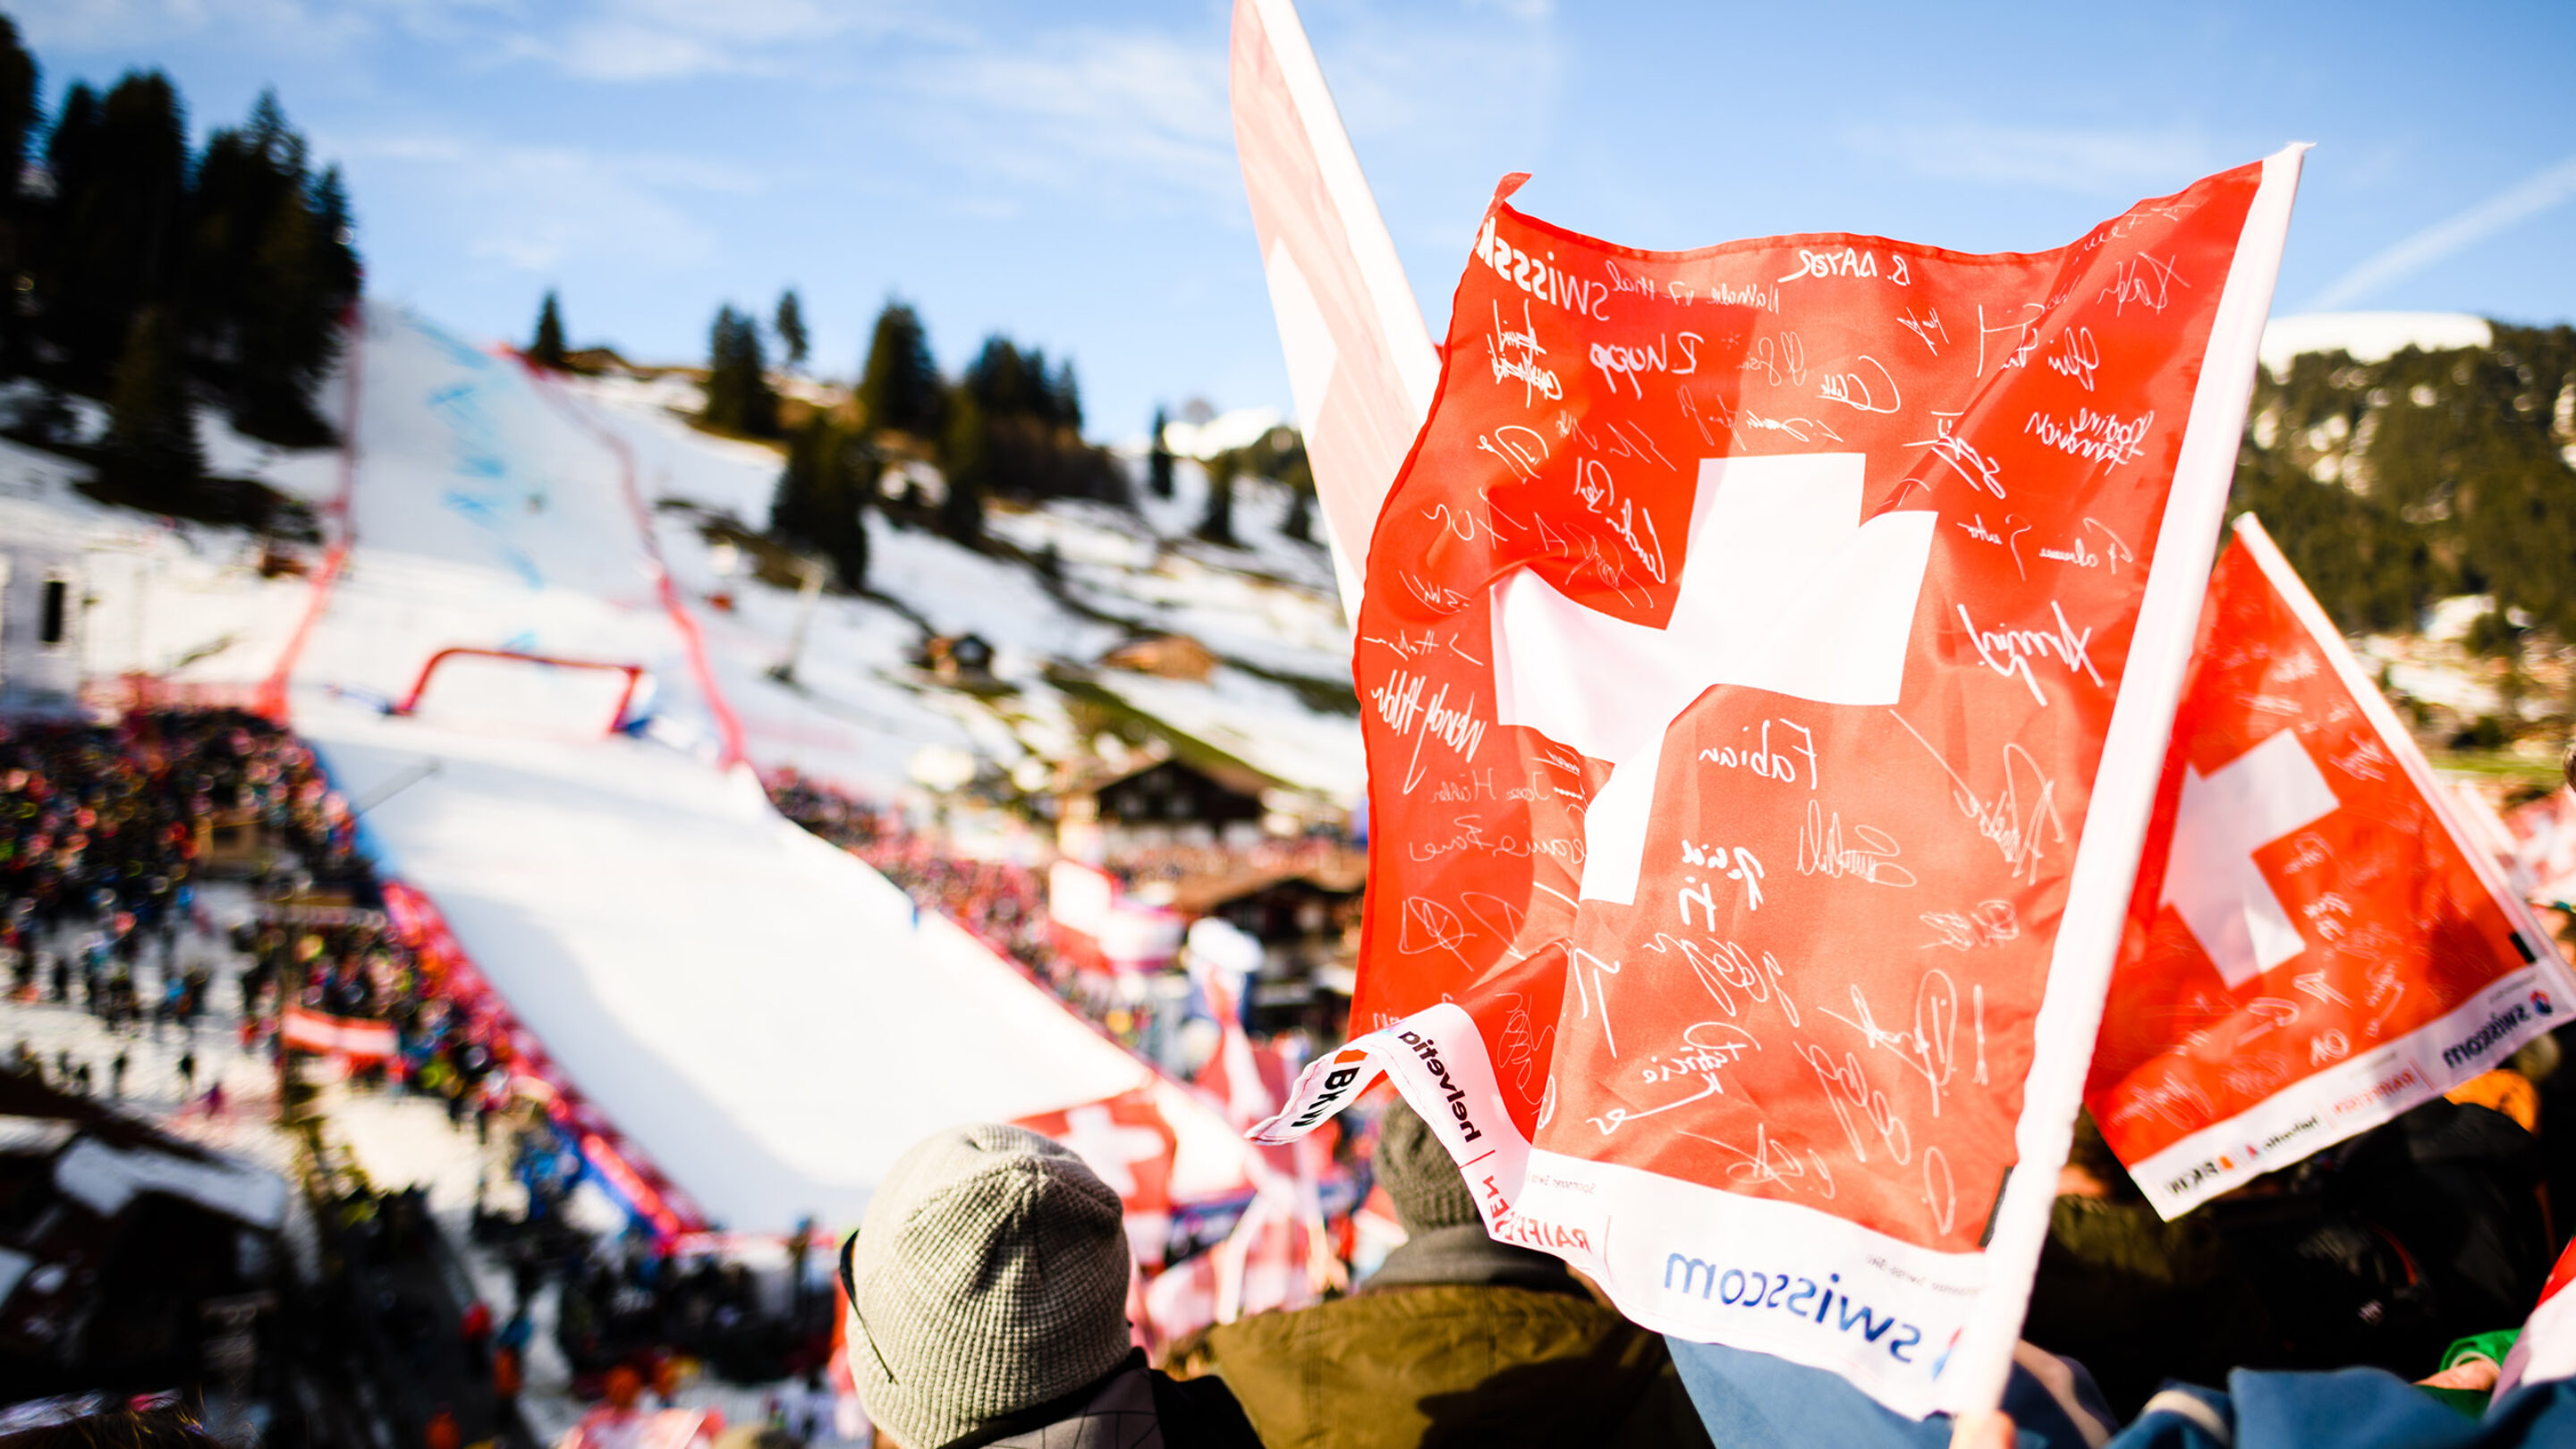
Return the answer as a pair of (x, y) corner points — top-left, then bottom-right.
(1257, 1003), (2001, 1417)
(2128, 962), (2568, 1214)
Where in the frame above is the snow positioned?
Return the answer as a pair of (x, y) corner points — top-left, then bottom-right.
(52, 1136), (288, 1228)
(2259, 312), (2494, 375)
(279, 304), (1257, 1231)
(0, 297), (1358, 1233)
(1160, 405), (1285, 460)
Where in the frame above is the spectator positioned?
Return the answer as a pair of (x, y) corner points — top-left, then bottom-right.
(840, 1123), (1259, 1448)
(492, 1342), (523, 1404)
(461, 1299), (494, 1369)
(1199, 1100), (1709, 1448)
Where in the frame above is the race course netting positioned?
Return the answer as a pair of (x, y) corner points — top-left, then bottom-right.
(277, 306), (1251, 1229)
(396, 647), (650, 741)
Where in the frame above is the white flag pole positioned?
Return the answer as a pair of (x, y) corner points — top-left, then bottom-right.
(1232, 0), (1442, 623)
(1943, 143), (2309, 1419)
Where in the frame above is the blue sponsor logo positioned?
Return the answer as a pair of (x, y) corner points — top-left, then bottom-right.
(1663, 1255), (1925, 1364)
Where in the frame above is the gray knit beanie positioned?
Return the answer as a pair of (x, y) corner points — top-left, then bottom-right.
(843, 1123), (1132, 1449)
(1374, 1098), (1480, 1235)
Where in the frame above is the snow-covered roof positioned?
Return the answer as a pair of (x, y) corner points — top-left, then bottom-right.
(2258, 312), (2493, 375)
(51, 1137), (288, 1230)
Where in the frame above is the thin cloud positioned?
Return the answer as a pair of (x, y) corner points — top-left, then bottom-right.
(337, 131), (767, 273)
(1846, 120), (2220, 196)
(903, 26), (1237, 206)
(2308, 151), (2576, 310)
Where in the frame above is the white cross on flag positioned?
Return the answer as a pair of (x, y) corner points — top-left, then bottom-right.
(1233, 11), (2308, 1394)
(2088, 515), (2575, 1216)
(2159, 730), (2340, 989)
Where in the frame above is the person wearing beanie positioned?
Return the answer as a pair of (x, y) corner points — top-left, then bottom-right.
(841, 1123), (1261, 1449)
(1194, 1099), (1711, 1449)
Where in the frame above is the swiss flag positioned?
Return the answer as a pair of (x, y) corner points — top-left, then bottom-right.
(2509, 790), (2576, 911)
(1250, 147), (2307, 1419)
(281, 1005), (398, 1062)
(1017, 1086), (1182, 1267)
(2088, 515), (2573, 1216)
(2496, 1237), (2576, 1401)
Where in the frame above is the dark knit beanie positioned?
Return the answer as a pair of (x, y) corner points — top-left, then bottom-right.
(1373, 1098), (1481, 1235)
(843, 1123), (1132, 1449)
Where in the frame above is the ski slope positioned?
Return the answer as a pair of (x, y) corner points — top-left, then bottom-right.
(283, 307), (1250, 1230)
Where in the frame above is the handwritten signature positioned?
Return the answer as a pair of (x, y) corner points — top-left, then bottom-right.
(1891, 711), (2066, 885)
(1794, 799), (1917, 887)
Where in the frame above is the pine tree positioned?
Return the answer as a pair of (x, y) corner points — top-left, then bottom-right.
(1196, 451), (1238, 546)
(529, 291), (568, 369)
(774, 289), (808, 371)
(1148, 406), (1174, 499)
(701, 304), (778, 437)
(0, 17), (38, 372)
(1284, 481), (1315, 542)
(770, 414), (871, 589)
(855, 301), (943, 437)
(37, 72), (190, 394)
(938, 387), (988, 545)
(101, 306), (204, 511)
(179, 89), (356, 444)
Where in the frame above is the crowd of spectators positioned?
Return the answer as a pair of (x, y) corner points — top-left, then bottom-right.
(2, 709), (352, 975)
(768, 768), (1338, 1056)
(767, 773), (1053, 969)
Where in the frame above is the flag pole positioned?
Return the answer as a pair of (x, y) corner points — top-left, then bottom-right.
(1943, 144), (2309, 1419)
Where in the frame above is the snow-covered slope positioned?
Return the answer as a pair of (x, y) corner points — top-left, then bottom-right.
(3, 302), (1363, 1229)
(2259, 312), (2493, 375)
(284, 307), (1268, 1229)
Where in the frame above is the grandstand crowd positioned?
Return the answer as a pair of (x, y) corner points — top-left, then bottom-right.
(9, 709), (2576, 1448)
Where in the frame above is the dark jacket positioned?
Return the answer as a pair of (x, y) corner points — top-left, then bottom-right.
(1201, 1225), (1710, 1449)
(970, 1351), (1260, 1449)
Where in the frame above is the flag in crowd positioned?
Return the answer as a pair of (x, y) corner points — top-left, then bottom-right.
(2089, 515), (2574, 1216)
(1254, 144), (2307, 1416)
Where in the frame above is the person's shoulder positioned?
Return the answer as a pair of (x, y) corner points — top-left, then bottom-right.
(1148, 1367), (1263, 1449)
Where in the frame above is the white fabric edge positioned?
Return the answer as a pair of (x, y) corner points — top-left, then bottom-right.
(1941, 144), (2310, 1418)
(1243, 0), (1441, 421)
(2234, 513), (2576, 970)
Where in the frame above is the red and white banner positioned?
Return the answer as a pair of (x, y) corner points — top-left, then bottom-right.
(280, 1005), (398, 1061)
(1250, 147), (2305, 1417)
(1230, 0), (1441, 617)
(2510, 790), (2576, 911)
(1017, 1085), (1182, 1267)
(1048, 860), (1184, 971)
(2496, 1237), (2576, 1402)
(2088, 516), (2573, 1216)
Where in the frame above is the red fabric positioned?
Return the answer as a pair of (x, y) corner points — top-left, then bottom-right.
(2088, 521), (2572, 1198)
(1349, 165), (2264, 1252)
(1015, 1087), (1181, 1216)
(280, 1006), (396, 1061)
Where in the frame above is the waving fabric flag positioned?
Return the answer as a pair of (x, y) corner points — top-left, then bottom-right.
(2496, 1238), (2576, 1402)
(2509, 790), (2576, 911)
(1229, 0), (1442, 618)
(1251, 151), (2305, 1418)
(1017, 1086), (1182, 1265)
(2087, 515), (2574, 1216)
(280, 1005), (397, 1062)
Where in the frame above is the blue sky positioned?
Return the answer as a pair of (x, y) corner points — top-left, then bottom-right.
(23, 0), (2576, 443)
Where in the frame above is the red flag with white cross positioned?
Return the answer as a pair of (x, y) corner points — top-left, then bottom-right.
(2087, 514), (2574, 1216)
(1248, 148), (2305, 1417)
(1016, 1087), (1182, 1267)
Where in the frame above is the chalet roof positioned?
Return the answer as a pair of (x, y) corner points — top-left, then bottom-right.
(1066, 752), (1275, 804)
